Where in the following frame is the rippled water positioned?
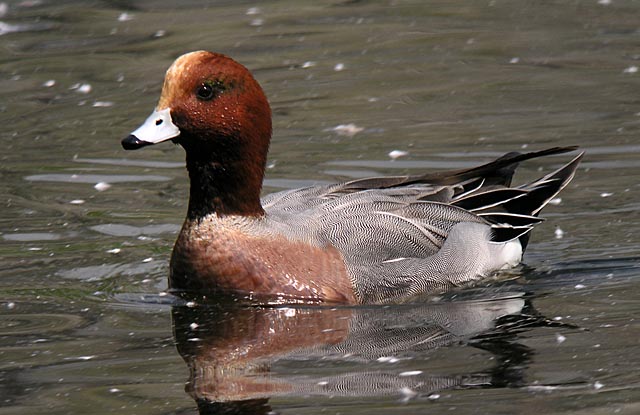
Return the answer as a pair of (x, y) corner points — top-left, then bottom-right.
(1, 1), (639, 414)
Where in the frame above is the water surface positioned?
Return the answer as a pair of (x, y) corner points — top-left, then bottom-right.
(1, 1), (639, 414)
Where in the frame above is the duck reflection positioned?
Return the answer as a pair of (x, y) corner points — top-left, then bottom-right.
(172, 294), (553, 414)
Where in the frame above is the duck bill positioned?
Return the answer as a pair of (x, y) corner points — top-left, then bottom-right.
(122, 108), (180, 150)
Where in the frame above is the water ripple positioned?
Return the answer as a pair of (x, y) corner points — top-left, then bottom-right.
(0, 313), (84, 336)
(25, 174), (171, 183)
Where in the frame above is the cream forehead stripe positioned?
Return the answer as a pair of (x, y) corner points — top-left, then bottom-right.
(157, 51), (209, 110)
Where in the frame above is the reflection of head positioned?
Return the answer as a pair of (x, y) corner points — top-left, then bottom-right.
(195, 398), (271, 415)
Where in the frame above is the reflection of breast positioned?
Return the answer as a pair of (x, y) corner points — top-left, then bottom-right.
(172, 294), (526, 406)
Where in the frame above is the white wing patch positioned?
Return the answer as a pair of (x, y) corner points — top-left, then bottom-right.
(381, 257), (408, 264)
(374, 211), (445, 247)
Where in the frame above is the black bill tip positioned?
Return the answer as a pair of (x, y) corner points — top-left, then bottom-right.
(121, 134), (151, 150)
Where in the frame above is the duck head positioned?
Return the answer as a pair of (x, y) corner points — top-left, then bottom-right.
(122, 51), (272, 217)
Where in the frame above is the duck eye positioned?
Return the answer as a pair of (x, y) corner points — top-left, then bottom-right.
(196, 84), (215, 101)
(195, 80), (227, 101)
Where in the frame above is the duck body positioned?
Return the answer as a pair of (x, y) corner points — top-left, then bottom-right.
(170, 214), (356, 303)
(122, 51), (582, 304)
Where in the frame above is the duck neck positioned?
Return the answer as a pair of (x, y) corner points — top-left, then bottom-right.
(183, 139), (266, 219)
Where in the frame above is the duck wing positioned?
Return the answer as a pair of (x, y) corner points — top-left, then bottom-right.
(262, 147), (582, 303)
(263, 146), (579, 210)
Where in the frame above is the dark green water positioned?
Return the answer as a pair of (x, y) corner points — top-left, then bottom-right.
(1, 1), (639, 414)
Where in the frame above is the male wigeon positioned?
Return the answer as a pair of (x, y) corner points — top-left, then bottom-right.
(122, 51), (582, 304)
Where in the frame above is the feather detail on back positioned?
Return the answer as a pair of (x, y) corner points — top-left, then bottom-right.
(260, 147), (582, 303)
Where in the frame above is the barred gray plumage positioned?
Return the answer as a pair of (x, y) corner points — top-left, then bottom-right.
(257, 147), (583, 303)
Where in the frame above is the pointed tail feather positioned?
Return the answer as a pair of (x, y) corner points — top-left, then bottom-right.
(505, 152), (584, 216)
(321, 146), (579, 196)
(411, 146), (580, 186)
(450, 150), (583, 247)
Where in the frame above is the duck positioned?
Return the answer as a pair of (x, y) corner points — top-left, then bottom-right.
(121, 51), (583, 304)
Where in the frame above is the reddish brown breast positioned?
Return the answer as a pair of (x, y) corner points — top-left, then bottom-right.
(169, 217), (357, 304)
